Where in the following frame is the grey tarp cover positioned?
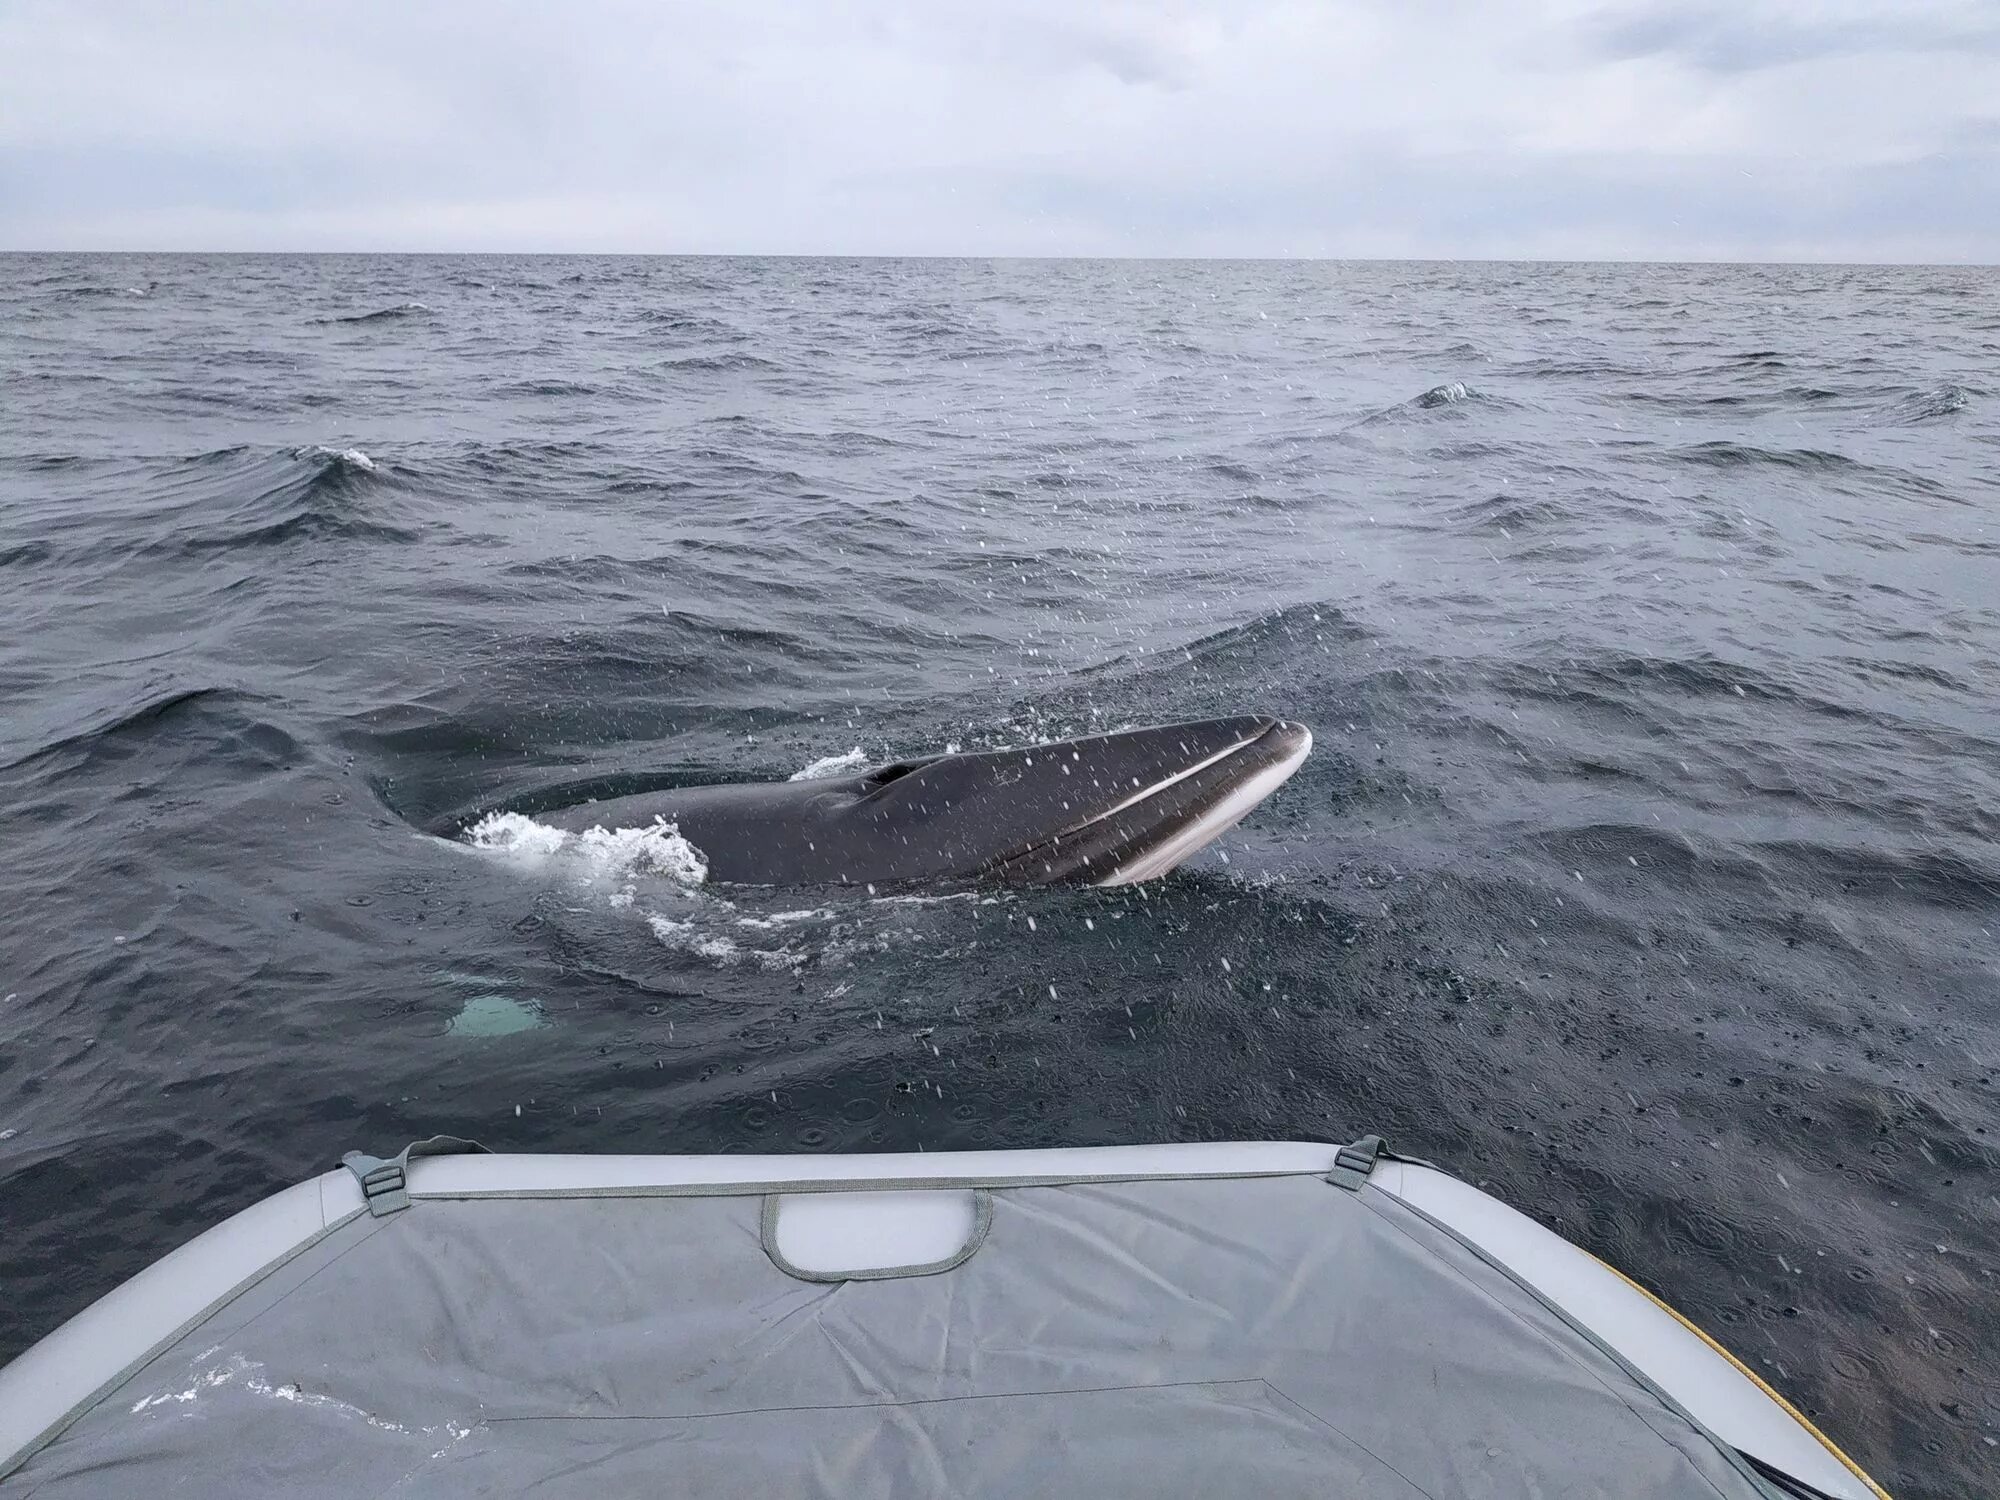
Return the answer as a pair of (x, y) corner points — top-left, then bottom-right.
(6, 1173), (1778, 1498)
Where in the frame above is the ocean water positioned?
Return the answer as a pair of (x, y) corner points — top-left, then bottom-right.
(1, 253), (1994, 1496)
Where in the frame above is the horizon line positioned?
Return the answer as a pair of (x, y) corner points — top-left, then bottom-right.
(2, 248), (1996, 269)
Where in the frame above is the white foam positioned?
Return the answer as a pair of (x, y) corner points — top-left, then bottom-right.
(1417, 381), (1470, 406)
(645, 915), (741, 962)
(299, 444), (377, 472)
(732, 908), (832, 930)
(790, 748), (868, 781)
(648, 914), (806, 970)
(462, 811), (567, 861)
(464, 811), (708, 887)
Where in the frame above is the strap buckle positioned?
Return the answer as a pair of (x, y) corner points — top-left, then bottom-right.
(355, 1160), (409, 1216)
(340, 1135), (490, 1218)
(1327, 1134), (1386, 1191)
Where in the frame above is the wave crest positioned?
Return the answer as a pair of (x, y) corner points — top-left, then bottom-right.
(1414, 380), (1472, 408)
(315, 302), (432, 326)
(663, 352), (781, 373)
(295, 444), (377, 473)
(1883, 383), (1971, 423)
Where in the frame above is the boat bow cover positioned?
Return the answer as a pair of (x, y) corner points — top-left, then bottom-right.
(0, 1150), (1799, 1498)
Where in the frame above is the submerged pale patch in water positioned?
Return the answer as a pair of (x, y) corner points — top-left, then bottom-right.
(444, 994), (546, 1038)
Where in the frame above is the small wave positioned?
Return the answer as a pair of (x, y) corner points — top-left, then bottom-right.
(1348, 382), (1486, 429)
(455, 439), (607, 476)
(143, 446), (414, 556)
(790, 748), (868, 781)
(1623, 386), (1841, 415)
(822, 429), (921, 454)
(1750, 839), (2000, 912)
(175, 510), (416, 552)
(316, 302), (431, 326)
(1882, 383), (1970, 424)
(1414, 381), (1472, 408)
(638, 309), (741, 338)
(1172, 601), (1371, 667)
(463, 811), (709, 888)
(1834, 654), (1970, 693)
(663, 352), (780, 373)
(295, 444), (377, 473)
(1489, 651), (1881, 728)
(1669, 442), (1861, 474)
(1206, 461), (1260, 483)
(1448, 493), (1569, 534)
(5, 685), (224, 771)
(654, 608), (817, 654)
(180, 444), (253, 466)
(891, 320), (968, 342)
(4, 686), (297, 783)
(493, 379), (598, 398)
(56, 284), (155, 301)
(1504, 357), (1632, 378)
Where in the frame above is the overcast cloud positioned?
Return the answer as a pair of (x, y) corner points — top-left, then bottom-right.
(2, 0), (1995, 260)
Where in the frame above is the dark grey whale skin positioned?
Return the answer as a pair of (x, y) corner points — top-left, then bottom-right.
(532, 716), (1310, 887)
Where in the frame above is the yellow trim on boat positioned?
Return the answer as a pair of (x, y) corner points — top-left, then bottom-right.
(1592, 1255), (1892, 1500)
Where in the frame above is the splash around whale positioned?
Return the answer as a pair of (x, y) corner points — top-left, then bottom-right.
(504, 716), (1312, 888)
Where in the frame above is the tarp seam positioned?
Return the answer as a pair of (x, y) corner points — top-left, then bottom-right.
(472, 1376), (1285, 1422)
(1258, 1379), (1441, 1499)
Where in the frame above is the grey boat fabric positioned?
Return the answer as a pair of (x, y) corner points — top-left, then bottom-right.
(4, 1172), (1783, 1499)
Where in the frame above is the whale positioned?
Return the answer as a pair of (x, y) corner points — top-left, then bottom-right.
(527, 715), (1312, 887)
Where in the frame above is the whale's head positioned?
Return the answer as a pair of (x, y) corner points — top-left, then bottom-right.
(828, 715), (1312, 886)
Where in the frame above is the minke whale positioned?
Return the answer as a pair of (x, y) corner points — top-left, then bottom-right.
(531, 715), (1311, 887)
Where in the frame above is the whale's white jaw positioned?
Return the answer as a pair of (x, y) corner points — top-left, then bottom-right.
(1095, 724), (1312, 887)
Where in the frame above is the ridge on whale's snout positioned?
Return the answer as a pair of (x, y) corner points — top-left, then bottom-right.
(524, 714), (1313, 888)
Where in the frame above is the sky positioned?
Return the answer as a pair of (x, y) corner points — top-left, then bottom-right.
(1, 0), (1996, 261)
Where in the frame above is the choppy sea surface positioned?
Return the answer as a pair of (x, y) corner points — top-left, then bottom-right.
(1, 254), (1995, 1496)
